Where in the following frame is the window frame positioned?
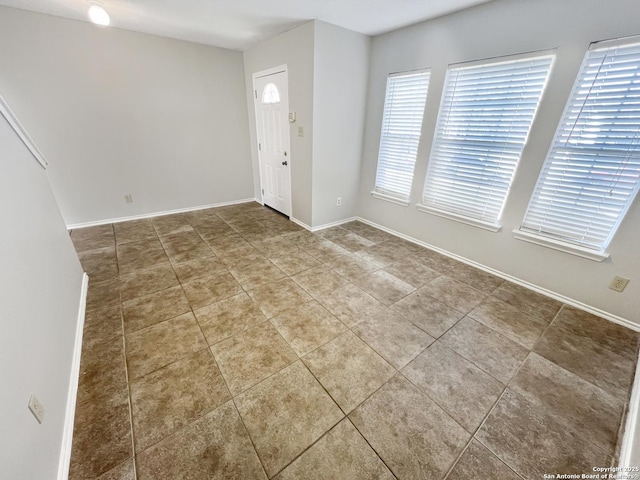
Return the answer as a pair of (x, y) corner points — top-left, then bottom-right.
(517, 36), (640, 261)
(371, 68), (431, 206)
(418, 50), (555, 231)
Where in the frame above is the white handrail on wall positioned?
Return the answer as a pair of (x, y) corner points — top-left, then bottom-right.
(0, 93), (48, 169)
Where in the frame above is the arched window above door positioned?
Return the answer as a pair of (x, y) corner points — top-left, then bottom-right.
(262, 83), (280, 104)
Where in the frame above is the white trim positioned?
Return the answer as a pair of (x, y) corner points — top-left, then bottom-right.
(66, 198), (256, 230)
(619, 357), (640, 468)
(253, 64), (288, 80)
(513, 229), (609, 262)
(0, 94), (48, 169)
(290, 217), (313, 231)
(417, 204), (502, 233)
(290, 216), (358, 233)
(370, 190), (410, 207)
(355, 216), (640, 333)
(57, 273), (88, 480)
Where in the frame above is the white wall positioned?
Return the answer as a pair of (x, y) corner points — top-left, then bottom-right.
(0, 6), (253, 226)
(312, 21), (370, 226)
(0, 113), (84, 478)
(243, 22), (315, 226)
(357, 0), (640, 326)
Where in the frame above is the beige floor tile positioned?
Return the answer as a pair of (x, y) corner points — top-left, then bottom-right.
(229, 258), (286, 290)
(446, 440), (522, 480)
(193, 221), (235, 242)
(476, 390), (609, 479)
(511, 353), (624, 455)
(441, 317), (528, 384)
(159, 230), (213, 264)
(71, 224), (115, 252)
(251, 235), (299, 257)
(172, 255), (227, 284)
(271, 301), (347, 356)
(96, 458), (136, 480)
(492, 282), (562, 321)
(317, 283), (386, 328)
(340, 221), (395, 244)
(119, 264), (179, 302)
(113, 219), (157, 245)
(552, 305), (640, 360)
(77, 337), (128, 407)
(247, 278), (313, 318)
(211, 321), (297, 396)
(194, 292), (267, 345)
(122, 285), (191, 334)
(275, 419), (394, 480)
(117, 238), (171, 275)
(270, 251), (321, 275)
(392, 288), (464, 338)
(353, 313), (434, 369)
(468, 296), (549, 349)
(302, 238), (351, 263)
(446, 263), (505, 293)
(291, 264), (350, 298)
(534, 323), (636, 399)
(86, 278), (120, 312)
(235, 361), (343, 477)
(326, 253), (379, 281)
(130, 349), (230, 452)
(383, 255), (441, 288)
(355, 241), (415, 267)
(349, 375), (470, 480)
(79, 246), (119, 282)
(413, 248), (460, 273)
(69, 392), (132, 480)
(136, 401), (266, 480)
(182, 271), (243, 309)
(352, 270), (415, 305)
(303, 331), (395, 413)
(82, 305), (123, 350)
(402, 341), (503, 432)
(420, 276), (486, 314)
(125, 313), (207, 380)
(150, 214), (193, 236)
(321, 227), (375, 252)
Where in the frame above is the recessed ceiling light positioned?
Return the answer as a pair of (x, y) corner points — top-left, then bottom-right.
(88, 1), (110, 26)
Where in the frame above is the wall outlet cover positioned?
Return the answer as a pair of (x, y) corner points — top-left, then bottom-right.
(28, 394), (45, 424)
(608, 276), (630, 292)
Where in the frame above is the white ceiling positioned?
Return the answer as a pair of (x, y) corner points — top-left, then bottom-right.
(0, 0), (493, 51)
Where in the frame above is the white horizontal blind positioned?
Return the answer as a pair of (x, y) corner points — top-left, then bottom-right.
(422, 54), (554, 226)
(374, 70), (430, 200)
(521, 40), (640, 251)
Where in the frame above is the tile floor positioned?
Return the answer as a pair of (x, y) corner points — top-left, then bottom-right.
(68, 201), (640, 480)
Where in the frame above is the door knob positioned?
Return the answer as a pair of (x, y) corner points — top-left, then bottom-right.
(282, 161), (288, 166)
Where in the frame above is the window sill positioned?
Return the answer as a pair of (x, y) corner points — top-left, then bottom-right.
(370, 190), (410, 207)
(416, 204), (501, 232)
(512, 229), (609, 262)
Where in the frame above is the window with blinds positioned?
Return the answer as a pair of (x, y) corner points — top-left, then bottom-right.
(520, 38), (640, 255)
(373, 69), (430, 205)
(420, 53), (554, 230)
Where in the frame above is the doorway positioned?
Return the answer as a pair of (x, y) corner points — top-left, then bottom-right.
(253, 66), (292, 217)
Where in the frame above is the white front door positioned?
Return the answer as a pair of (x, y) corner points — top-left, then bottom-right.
(253, 68), (291, 216)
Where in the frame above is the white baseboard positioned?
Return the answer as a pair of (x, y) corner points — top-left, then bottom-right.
(355, 216), (640, 333)
(619, 358), (640, 468)
(291, 216), (358, 233)
(58, 273), (89, 480)
(66, 198), (257, 230)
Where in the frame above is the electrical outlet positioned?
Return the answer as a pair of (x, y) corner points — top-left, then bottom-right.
(124, 194), (133, 204)
(28, 395), (45, 424)
(298, 126), (304, 137)
(336, 197), (342, 206)
(608, 276), (630, 292)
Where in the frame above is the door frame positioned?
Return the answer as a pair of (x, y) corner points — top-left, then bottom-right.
(252, 64), (292, 217)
